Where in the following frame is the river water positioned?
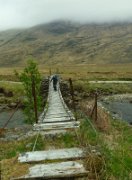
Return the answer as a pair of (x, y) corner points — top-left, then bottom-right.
(0, 110), (25, 128)
(0, 99), (132, 128)
(102, 100), (132, 124)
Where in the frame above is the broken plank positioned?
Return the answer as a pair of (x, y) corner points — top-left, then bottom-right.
(18, 148), (85, 163)
(13, 161), (88, 179)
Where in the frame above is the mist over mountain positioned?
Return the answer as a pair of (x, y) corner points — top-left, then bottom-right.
(0, 0), (132, 31)
(0, 21), (132, 66)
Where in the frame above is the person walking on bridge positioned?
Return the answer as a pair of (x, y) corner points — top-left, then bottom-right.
(50, 75), (58, 91)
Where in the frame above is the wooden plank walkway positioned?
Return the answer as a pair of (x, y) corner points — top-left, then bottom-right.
(39, 77), (75, 124)
(35, 76), (78, 131)
(14, 76), (88, 179)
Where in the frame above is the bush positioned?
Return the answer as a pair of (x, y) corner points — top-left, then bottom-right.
(15, 60), (42, 124)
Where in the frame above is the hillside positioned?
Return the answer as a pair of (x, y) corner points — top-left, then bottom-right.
(0, 21), (132, 67)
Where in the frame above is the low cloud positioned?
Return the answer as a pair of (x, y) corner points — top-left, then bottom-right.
(0, 0), (132, 30)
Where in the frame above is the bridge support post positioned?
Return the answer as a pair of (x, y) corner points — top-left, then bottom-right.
(90, 92), (98, 121)
(32, 78), (38, 123)
(69, 78), (77, 121)
(94, 92), (98, 121)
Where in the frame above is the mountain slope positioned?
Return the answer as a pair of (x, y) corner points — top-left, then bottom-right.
(0, 21), (132, 66)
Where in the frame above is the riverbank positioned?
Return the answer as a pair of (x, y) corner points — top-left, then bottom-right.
(0, 81), (24, 111)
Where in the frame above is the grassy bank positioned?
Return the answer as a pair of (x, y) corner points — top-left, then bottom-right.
(79, 116), (132, 179)
(1, 115), (132, 179)
(0, 81), (24, 105)
(74, 80), (132, 95)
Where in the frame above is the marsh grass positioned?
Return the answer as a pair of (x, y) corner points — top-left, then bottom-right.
(79, 100), (110, 132)
(99, 118), (132, 179)
(77, 110), (132, 180)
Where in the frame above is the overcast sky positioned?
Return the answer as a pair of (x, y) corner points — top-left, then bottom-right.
(0, 0), (132, 30)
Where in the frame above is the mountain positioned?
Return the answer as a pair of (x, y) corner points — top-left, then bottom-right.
(0, 21), (132, 67)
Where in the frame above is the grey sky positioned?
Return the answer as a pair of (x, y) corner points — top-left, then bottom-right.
(0, 0), (132, 30)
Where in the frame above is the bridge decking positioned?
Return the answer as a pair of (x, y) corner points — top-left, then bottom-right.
(14, 77), (88, 180)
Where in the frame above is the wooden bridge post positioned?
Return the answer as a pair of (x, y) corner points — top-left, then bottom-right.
(69, 78), (77, 121)
(90, 92), (98, 121)
(32, 77), (38, 123)
(94, 92), (98, 121)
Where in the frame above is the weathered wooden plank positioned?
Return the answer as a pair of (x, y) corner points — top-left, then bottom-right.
(20, 130), (68, 140)
(49, 101), (61, 104)
(33, 125), (79, 131)
(45, 112), (73, 118)
(47, 106), (66, 111)
(45, 114), (71, 118)
(48, 102), (64, 105)
(47, 107), (66, 111)
(43, 116), (74, 123)
(46, 110), (68, 115)
(18, 148), (85, 163)
(33, 121), (80, 131)
(13, 161), (88, 179)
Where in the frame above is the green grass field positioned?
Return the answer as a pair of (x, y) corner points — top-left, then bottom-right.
(0, 63), (132, 81)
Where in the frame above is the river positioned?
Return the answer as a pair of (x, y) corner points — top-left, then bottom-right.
(101, 94), (132, 124)
(0, 109), (25, 128)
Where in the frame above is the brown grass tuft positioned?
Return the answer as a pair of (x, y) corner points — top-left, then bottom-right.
(80, 100), (110, 132)
(0, 128), (7, 138)
(1, 157), (31, 180)
(84, 152), (105, 180)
